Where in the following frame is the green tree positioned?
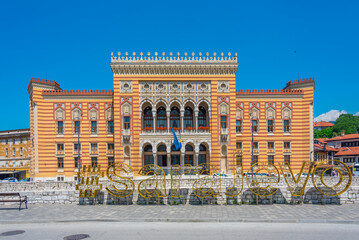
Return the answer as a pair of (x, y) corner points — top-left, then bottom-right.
(314, 126), (333, 139)
(314, 129), (322, 138)
(333, 114), (359, 135)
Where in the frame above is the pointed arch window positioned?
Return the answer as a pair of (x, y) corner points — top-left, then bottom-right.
(184, 106), (193, 128)
(170, 106), (180, 128)
(143, 107), (153, 129)
(198, 106), (207, 127)
(157, 107), (167, 128)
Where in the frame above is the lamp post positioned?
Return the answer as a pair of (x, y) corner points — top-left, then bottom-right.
(250, 113), (254, 177)
(77, 115), (82, 184)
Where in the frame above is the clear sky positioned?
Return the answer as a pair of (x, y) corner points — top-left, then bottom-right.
(0, 0), (358, 131)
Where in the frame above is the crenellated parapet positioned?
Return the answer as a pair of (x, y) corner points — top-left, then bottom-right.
(236, 89), (303, 95)
(28, 78), (61, 95)
(284, 77), (315, 90)
(110, 52), (239, 75)
(111, 51), (238, 62)
(42, 89), (113, 96)
(236, 89), (304, 99)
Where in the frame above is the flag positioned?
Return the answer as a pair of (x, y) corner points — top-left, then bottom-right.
(179, 130), (182, 149)
(172, 128), (182, 150)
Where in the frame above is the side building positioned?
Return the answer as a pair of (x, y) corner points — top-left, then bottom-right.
(28, 52), (314, 181)
(0, 129), (31, 180)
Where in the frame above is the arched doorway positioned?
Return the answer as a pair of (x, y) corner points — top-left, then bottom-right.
(184, 144), (194, 166)
(143, 144), (154, 166)
(171, 144), (180, 165)
(198, 144), (208, 165)
(157, 144), (167, 167)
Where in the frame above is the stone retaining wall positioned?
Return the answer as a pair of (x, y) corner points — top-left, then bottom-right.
(1, 177), (359, 205)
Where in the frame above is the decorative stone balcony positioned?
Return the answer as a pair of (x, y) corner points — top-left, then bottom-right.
(56, 150), (64, 156)
(220, 128), (229, 143)
(122, 129), (131, 145)
(107, 149), (114, 156)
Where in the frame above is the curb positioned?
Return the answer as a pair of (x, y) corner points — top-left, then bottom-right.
(1, 218), (358, 225)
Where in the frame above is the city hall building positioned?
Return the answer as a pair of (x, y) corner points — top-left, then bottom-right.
(28, 52), (314, 181)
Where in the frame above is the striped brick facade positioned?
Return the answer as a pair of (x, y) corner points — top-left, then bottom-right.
(28, 52), (314, 181)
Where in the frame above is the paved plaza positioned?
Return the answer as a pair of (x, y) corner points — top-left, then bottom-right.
(1, 204), (359, 224)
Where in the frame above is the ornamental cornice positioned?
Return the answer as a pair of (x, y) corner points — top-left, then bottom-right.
(110, 52), (238, 75)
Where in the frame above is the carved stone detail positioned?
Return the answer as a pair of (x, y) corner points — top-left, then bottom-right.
(217, 81), (229, 93)
(120, 81), (132, 93)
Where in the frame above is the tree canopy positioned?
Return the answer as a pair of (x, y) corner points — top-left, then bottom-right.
(314, 114), (359, 139)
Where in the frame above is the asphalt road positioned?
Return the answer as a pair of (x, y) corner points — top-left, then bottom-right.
(0, 222), (358, 240)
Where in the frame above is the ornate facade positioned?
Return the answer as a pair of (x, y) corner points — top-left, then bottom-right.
(0, 129), (31, 180)
(28, 52), (314, 181)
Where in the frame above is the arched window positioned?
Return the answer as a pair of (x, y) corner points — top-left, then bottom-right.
(157, 107), (167, 128)
(184, 106), (193, 129)
(143, 107), (153, 129)
(144, 145), (152, 152)
(170, 106), (180, 128)
(143, 145), (153, 165)
(157, 144), (166, 152)
(198, 106), (207, 127)
(171, 144), (180, 165)
(184, 144), (194, 166)
(157, 144), (167, 167)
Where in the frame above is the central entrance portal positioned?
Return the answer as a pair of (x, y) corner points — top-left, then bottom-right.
(157, 144), (167, 167)
(158, 155), (167, 167)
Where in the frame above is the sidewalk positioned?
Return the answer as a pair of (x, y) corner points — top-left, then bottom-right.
(1, 204), (359, 224)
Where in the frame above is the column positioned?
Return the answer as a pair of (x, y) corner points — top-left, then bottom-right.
(167, 153), (171, 167)
(152, 111), (156, 133)
(194, 110), (199, 133)
(180, 152), (184, 166)
(153, 153), (157, 165)
(195, 153), (199, 166)
(180, 110), (184, 131)
(167, 110), (170, 133)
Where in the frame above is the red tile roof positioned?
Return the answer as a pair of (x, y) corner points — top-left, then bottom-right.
(314, 121), (334, 127)
(314, 144), (339, 152)
(326, 133), (359, 142)
(314, 138), (327, 144)
(334, 147), (359, 156)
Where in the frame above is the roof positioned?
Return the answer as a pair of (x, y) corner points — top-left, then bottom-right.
(314, 121), (334, 127)
(314, 143), (338, 152)
(314, 138), (327, 144)
(334, 147), (359, 156)
(326, 133), (359, 142)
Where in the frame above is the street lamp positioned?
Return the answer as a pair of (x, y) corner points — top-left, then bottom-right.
(77, 115), (82, 184)
(250, 113), (254, 177)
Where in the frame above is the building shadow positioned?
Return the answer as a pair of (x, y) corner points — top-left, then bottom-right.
(304, 187), (340, 204)
(189, 188), (218, 205)
(136, 190), (166, 205)
(105, 190), (134, 205)
(167, 188), (189, 205)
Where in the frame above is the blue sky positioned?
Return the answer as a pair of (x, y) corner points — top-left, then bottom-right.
(0, 0), (358, 130)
